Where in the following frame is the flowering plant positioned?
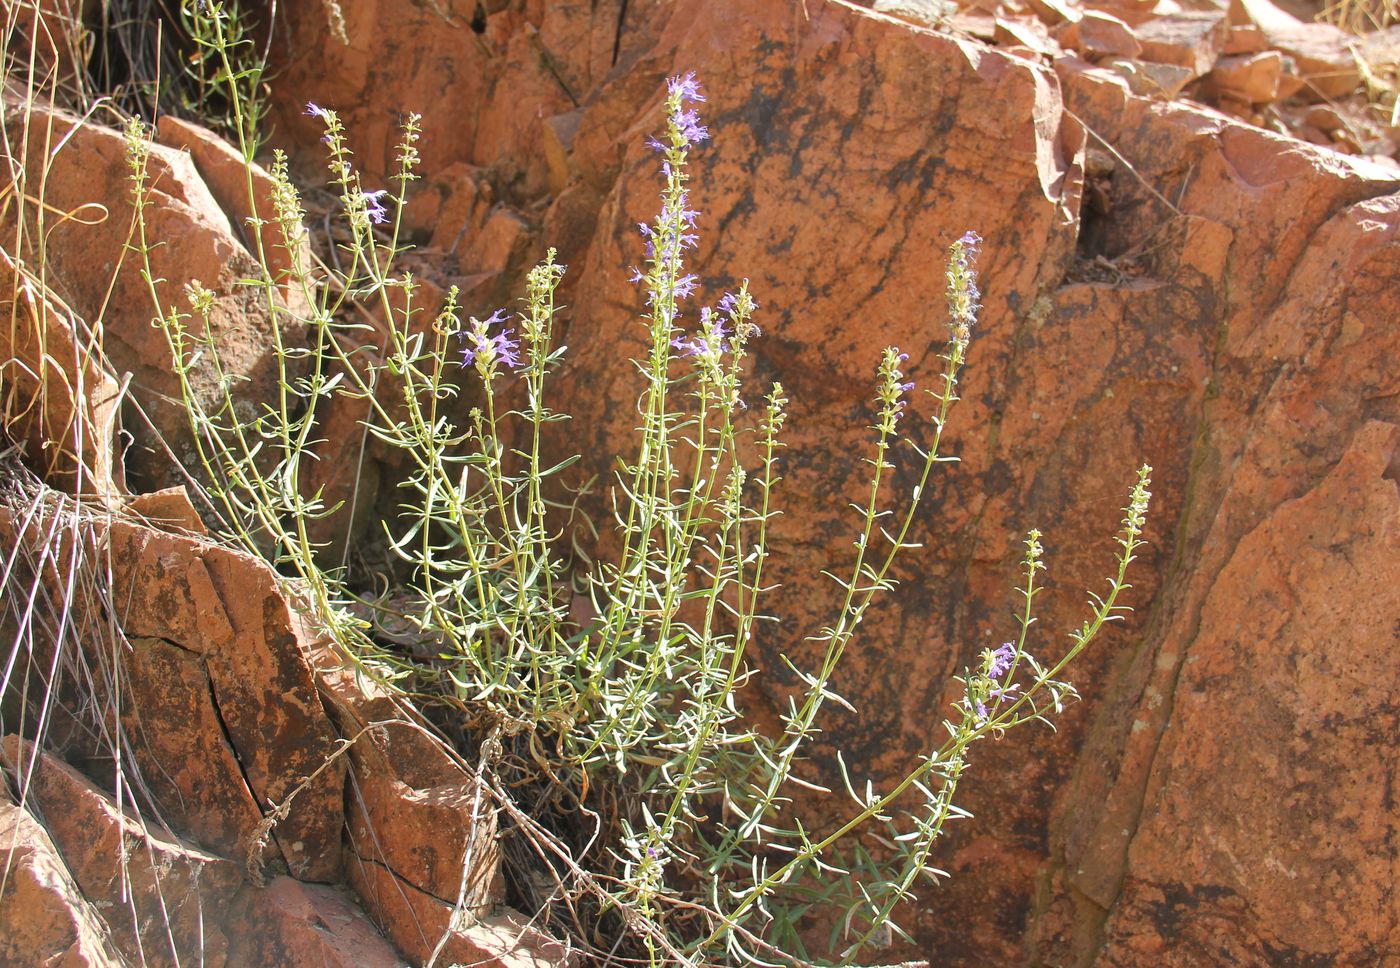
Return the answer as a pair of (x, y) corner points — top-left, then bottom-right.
(131, 10), (1152, 963)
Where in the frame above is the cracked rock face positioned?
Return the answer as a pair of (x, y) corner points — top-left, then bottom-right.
(0, 488), (569, 966)
(3, 0), (1397, 964)
(254, 0), (1398, 961)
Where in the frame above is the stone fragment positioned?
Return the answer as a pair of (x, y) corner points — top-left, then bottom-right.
(105, 520), (347, 882)
(995, 16), (1061, 56)
(349, 857), (573, 968)
(540, 108), (584, 194)
(0, 248), (123, 497)
(0, 736), (407, 968)
(1025, 0), (1083, 26)
(1223, 23), (1266, 54)
(872, 0), (958, 26)
(124, 486), (208, 535)
(230, 877), (406, 968)
(1082, 0), (1158, 26)
(1, 734), (244, 963)
(0, 791), (123, 968)
(308, 638), (506, 918)
(1207, 50), (1285, 102)
(1057, 11), (1143, 59)
(1304, 103), (1348, 133)
(119, 635), (270, 863)
(403, 162), (492, 250)
(1133, 9), (1227, 77)
(1104, 56), (1198, 97)
(7, 0), (91, 96)
(1237, 0), (1361, 98)
(462, 207), (533, 277)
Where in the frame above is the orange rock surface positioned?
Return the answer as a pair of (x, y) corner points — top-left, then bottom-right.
(3, 0), (1398, 964)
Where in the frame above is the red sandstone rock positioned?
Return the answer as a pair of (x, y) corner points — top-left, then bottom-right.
(1081, 0), (1158, 26)
(1025, 0), (1084, 27)
(995, 16), (1061, 57)
(1236, 0), (1361, 99)
(349, 857), (572, 968)
(123, 485), (208, 534)
(0, 98), (306, 493)
(7, 0), (91, 97)
(1223, 23), (1266, 54)
(1, 734), (246, 962)
(1056, 11), (1143, 59)
(1207, 49), (1286, 102)
(0, 494), (569, 966)
(1102, 55), (1197, 97)
(1032, 62), (1400, 968)
(104, 519), (347, 881)
(5, 1), (1399, 966)
(0, 736), (407, 967)
(265, 0), (667, 199)
(0, 791), (122, 967)
(0, 248), (122, 497)
(1132, 9), (1227, 77)
(156, 116), (313, 317)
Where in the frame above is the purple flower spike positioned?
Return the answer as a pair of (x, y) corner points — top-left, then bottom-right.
(459, 309), (522, 371)
(305, 101), (330, 120)
(987, 642), (1015, 679)
(674, 108), (709, 145)
(667, 71), (705, 103)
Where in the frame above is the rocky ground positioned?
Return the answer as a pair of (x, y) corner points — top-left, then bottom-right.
(2, 0), (1398, 965)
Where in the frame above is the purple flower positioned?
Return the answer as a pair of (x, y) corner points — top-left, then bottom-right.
(673, 108), (709, 145)
(491, 330), (521, 368)
(646, 136), (667, 154)
(459, 309), (521, 370)
(667, 71), (705, 104)
(987, 642), (1015, 679)
(304, 101), (330, 120)
(673, 307), (732, 359)
(361, 189), (390, 225)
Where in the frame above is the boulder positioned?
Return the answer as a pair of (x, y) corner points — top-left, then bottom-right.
(104, 518), (348, 881)
(0, 98), (307, 493)
(0, 790), (122, 968)
(1031, 63), (1400, 968)
(0, 736), (406, 968)
(156, 116), (314, 318)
